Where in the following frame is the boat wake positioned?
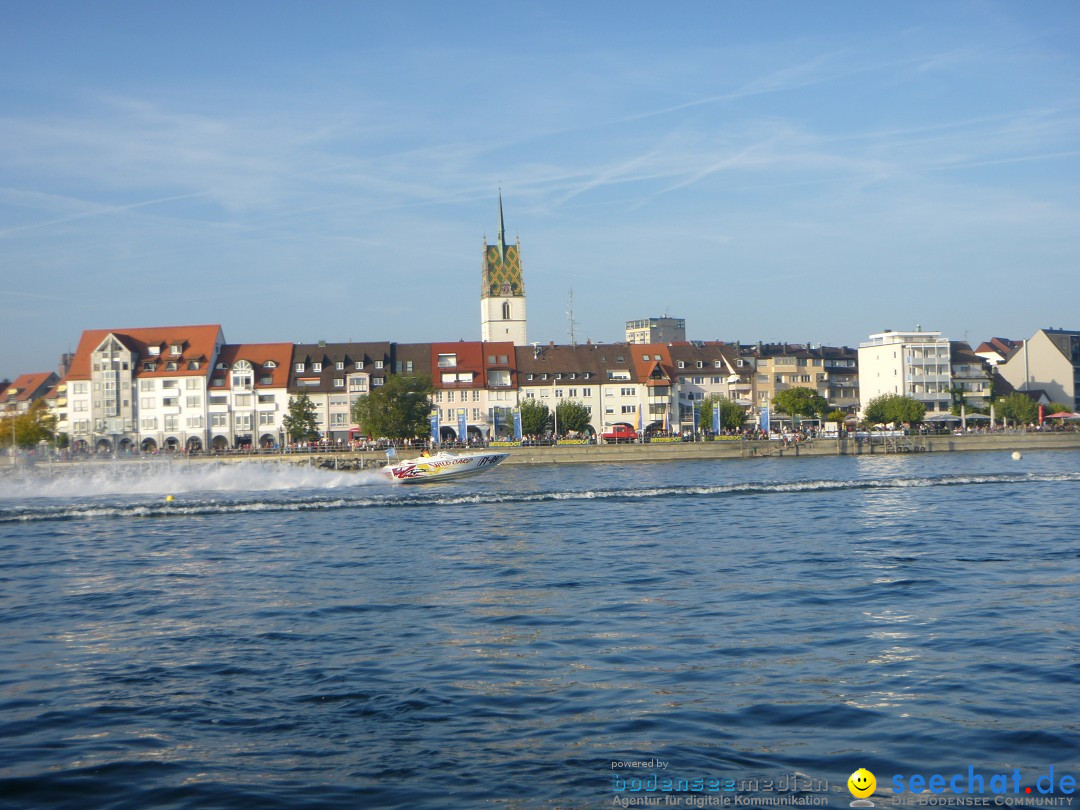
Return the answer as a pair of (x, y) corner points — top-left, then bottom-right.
(1, 467), (1078, 524)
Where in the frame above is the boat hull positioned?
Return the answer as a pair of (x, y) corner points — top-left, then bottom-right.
(385, 451), (509, 483)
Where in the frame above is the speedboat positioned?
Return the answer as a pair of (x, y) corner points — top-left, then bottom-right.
(383, 448), (510, 484)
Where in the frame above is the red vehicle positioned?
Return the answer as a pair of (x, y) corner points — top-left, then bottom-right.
(602, 424), (639, 443)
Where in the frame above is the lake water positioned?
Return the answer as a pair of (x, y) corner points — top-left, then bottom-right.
(1, 450), (1078, 809)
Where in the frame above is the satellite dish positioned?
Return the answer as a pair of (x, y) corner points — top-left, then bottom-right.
(727, 374), (741, 383)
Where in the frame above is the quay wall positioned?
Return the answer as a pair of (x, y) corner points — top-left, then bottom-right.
(159, 431), (1080, 468)
(10, 433), (1079, 475)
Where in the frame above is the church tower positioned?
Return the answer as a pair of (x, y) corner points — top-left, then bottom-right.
(481, 192), (527, 345)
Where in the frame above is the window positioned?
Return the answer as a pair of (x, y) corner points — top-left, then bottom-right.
(211, 413), (228, 428)
(372, 378), (383, 387)
(335, 361), (344, 370)
(583, 388), (591, 397)
(235, 394), (252, 407)
(186, 416), (202, 429)
(312, 363), (322, 372)
(620, 387), (634, 396)
(295, 362), (305, 372)
(677, 361), (685, 368)
(555, 389), (563, 398)
(186, 378), (200, 389)
(186, 396), (201, 408)
(259, 376), (273, 385)
(212, 377), (225, 387)
(171, 344), (183, 356)
(568, 389), (577, 398)
(437, 354), (457, 368)
(263, 361), (277, 368)
(209, 395), (227, 405)
(472, 390), (480, 401)
(235, 414), (251, 430)
(258, 394), (274, 404)
(375, 360), (384, 369)
(140, 418), (157, 430)
(187, 361), (200, 371)
(259, 412), (275, 425)
(148, 346), (160, 356)
(162, 397), (179, 407)
(217, 362), (228, 370)
(163, 415), (178, 431)
(143, 363), (156, 372)
(348, 377), (367, 393)
(489, 370), (511, 387)
(447, 390), (455, 402)
(472, 408), (481, 420)
(621, 404), (637, 414)
(330, 413), (348, 427)
(333, 378), (344, 388)
(502, 302), (511, 320)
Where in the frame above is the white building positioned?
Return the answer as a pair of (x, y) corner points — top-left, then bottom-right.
(858, 328), (952, 416)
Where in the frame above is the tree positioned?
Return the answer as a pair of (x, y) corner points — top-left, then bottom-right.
(1, 400), (56, 449)
(699, 394), (747, 431)
(1045, 401), (1071, 416)
(773, 387), (828, 420)
(350, 375), (434, 440)
(863, 394), (926, 426)
(282, 392), (321, 443)
(995, 392), (1039, 426)
(554, 399), (591, 435)
(518, 397), (551, 437)
(826, 409), (847, 424)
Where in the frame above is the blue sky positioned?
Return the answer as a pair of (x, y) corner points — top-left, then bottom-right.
(2, 1), (1079, 380)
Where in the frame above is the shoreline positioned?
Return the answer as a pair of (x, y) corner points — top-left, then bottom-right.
(7, 432), (1080, 473)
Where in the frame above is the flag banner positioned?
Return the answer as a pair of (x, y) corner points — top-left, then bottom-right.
(457, 409), (467, 442)
(761, 405), (770, 433)
(430, 412), (440, 443)
(513, 408), (523, 440)
(713, 402), (721, 433)
(693, 404), (700, 432)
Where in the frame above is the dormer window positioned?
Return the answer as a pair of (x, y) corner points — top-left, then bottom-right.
(335, 361), (344, 370)
(263, 360), (277, 368)
(375, 360), (384, 369)
(677, 361), (685, 368)
(295, 363), (305, 372)
(696, 361), (703, 368)
(188, 361), (200, 371)
(217, 362), (228, 370)
(312, 363), (322, 372)
(171, 344), (183, 356)
(148, 346), (161, 356)
(143, 362), (156, 372)
(355, 361), (362, 370)
(527, 374), (534, 380)
(583, 372), (591, 379)
(714, 361), (722, 368)
(166, 361), (178, 371)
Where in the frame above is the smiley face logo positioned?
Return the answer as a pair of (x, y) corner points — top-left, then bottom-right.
(848, 768), (876, 799)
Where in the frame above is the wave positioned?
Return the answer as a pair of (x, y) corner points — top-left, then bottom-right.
(2, 470), (1078, 524)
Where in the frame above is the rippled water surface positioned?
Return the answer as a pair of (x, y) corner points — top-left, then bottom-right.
(1, 450), (1078, 809)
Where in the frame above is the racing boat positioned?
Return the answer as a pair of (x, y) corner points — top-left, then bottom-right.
(383, 448), (510, 483)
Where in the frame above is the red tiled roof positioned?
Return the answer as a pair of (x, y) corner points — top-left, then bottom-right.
(213, 344), (293, 389)
(65, 325), (223, 380)
(6, 371), (59, 402)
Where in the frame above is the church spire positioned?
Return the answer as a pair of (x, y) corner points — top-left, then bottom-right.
(497, 188), (506, 264)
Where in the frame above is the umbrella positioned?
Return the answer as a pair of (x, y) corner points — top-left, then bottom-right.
(1045, 411), (1080, 419)
(964, 414), (991, 420)
(926, 413), (960, 421)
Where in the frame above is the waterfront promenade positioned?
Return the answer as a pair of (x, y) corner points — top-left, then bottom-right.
(10, 431), (1080, 473)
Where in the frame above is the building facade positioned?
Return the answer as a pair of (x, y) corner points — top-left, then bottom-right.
(858, 329), (952, 416)
(625, 317), (686, 345)
(997, 328), (1080, 411)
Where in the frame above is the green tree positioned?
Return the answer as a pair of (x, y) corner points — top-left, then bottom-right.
(1, 400), (57, 448)
(554, 399), (591, 435)
(994, 392), (1039, 426)
(826, 409), (847, 423)
(518, 397), (551, 437)
(699, 394), (747, 431)
(282, 392), (321, 442)
(863, 394), (927, 426)
(1045, 401), (1072, 416)
(350, 375), (434, 440)
(773, 387), (828, 420)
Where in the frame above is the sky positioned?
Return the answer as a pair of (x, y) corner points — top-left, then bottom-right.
(2, 1), (1079, 380)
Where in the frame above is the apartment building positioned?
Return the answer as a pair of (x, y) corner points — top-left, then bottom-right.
(668, 342), (751, 429)
(64, 325), (224, 453)
(289, 342), (394, 444)
(858, 329), (951, 415)
(996, 328), (1080, 411)
(430, 341), (518, 441)
(208, 344), (293, 449)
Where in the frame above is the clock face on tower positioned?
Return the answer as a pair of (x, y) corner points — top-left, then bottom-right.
(500, 283), (512, 295)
